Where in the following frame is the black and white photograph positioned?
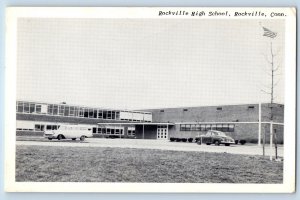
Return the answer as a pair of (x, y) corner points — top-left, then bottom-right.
(4, 7), (296, 192)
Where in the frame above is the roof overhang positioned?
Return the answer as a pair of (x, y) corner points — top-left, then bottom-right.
(97, 122), (175, 126)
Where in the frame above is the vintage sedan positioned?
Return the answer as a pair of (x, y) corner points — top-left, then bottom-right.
(196, 130), (235, 146)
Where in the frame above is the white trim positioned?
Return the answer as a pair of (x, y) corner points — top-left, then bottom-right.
(97, 122), (175, 125)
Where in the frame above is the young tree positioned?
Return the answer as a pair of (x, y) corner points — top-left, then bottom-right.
(260, 25), (281, 159)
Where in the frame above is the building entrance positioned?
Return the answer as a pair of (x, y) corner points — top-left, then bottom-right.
(157, 125), (168, 140)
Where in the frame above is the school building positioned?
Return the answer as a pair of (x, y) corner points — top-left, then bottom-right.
(16, 100), (284, 144)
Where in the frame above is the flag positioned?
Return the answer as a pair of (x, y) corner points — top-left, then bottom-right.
(262, 27), (277, 38)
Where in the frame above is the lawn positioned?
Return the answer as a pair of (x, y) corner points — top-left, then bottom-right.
(15, 145), (283, 183)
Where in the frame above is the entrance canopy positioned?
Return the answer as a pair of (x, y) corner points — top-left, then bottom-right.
(97, 122), (175, 126)
(97, 122), (174, 139)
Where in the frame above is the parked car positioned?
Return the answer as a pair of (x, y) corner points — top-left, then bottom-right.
(196, 130), (235, 146)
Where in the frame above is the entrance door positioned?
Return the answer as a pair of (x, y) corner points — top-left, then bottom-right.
(157, 125), (168, 140)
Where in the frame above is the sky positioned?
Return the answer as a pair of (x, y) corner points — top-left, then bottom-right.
(17, 18), (285, 110)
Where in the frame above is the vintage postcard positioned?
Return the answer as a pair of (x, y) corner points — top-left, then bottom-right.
(4, 7), (296, 192)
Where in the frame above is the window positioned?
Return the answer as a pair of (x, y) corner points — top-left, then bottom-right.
(216, 124), (222, 131)
(17, 102), (24, 112)
(74, 107), (79, 117)
(183, 108), (188, 111)
(103, 111), (107, 119)
(191, 124), (196, 131)
(160, 110), (164, 112)
(180, 123), (235, 132)
(216, 107), (222, 111)
(24, 103), (30, 113)
(48, 104), (53, 115)
(64, 106), (70, 116)
(98, 110), (103, 119)
(53, 105), (58, 115)
(59, 105), (65, 116)
(205, 124), (211, 131)
(116, 111), (120, 120)
(84, 108), (89, 118)
(248, 106), (255, 109)
(88, 108), (94, 118)
(107, 111), (112, 119)
(46, 125), (52, 130)
(35, 124), (41, 131)
(29, 103), (35, 113)
(229, 124), (235, 132)
(211, 124), (217, 130)
(185, 124), (191, 131)
(69, 106), (75, 116)
(79, 108), (84, 117)
(112, 111), (115, 120)
(222, 124), (229, 132)
(92, 127), (97, 134)
(93, 109), (98, 118)
(180, 124), (186, 131)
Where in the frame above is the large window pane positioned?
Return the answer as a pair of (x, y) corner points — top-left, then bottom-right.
(17, 102), (24, 112)
(64, 106), (70, 116)
(205, 124), (211, 131)
(103, 111), (107, 119)
(74, 107), (79, 117)
(69, 106), (75, 116)
(84, 108), (89, 118)
(24, 103), (30, 113)
(116, 111), (120, 120)
(98, 110), (103, 119)
(36, 105), (42, 113)
(229, 124), (235, 132)
(211, 124), (217, 130)
(29, 103), (35, 113)
(79, 108), (84, 117)
(59, 105), (64, 116)
(93, 109), (97, 118)
(88, 109), (94, 118)
(53, 105), (58, 115)
(48, 104), (53, 115)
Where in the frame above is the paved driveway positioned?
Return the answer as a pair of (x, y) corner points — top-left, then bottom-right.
(16, 137), (283, 157)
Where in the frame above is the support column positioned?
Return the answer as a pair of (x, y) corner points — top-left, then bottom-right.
(258, 102), (261, 146)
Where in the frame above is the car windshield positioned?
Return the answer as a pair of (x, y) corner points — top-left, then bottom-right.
(215, 132), (226, 136)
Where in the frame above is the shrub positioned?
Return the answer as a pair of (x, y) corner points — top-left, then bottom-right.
(188, 138), (193, 143)
(175, 138), (182, 142)
(170, 137), (176, 142)
(240, 140), (247, 145)
(235, 140), (239, 145)
(249, 138), (258, 144)
(181, 138), (187, 142)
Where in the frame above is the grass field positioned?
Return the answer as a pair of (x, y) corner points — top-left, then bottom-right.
(16, 145), (283, 183)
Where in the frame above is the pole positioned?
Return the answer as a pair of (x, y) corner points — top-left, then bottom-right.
(258, 102), (261, 146)
(263, 130), (265, 156)
(142, 115), (145, 139)
(270, 122), (273, 161)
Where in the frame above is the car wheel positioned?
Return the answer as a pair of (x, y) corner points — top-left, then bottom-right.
(57, 135), (63, 140)
(225, 143), (230, 146)
(214, 140), (220, 146)
(206, 143), (211, 145)
(48, 138), (52, 140)
(72, 138), (76, 141)
(80, 136), (85, 141)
